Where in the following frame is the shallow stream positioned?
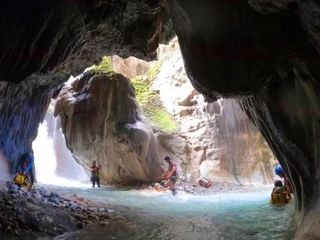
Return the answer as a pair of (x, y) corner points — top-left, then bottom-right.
(46, 185), (296, 240)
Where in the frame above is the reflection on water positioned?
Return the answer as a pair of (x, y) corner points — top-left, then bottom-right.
(48, 185), (296, 240)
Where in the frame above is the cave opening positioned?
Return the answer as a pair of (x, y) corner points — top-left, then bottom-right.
(28, 39), (296, 239)
(1, 1), (320, 239)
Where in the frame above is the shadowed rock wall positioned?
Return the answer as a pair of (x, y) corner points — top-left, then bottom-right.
(0, 0), (169, 175)
(168, 0), (320, 238)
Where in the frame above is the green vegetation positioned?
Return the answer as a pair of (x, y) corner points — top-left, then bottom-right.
(89, 56), (114, 73)
(131, 61), (179, 133)
(149, 108), (178, 133)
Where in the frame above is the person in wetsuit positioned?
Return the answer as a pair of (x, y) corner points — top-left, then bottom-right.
(160, 156), (178, 195)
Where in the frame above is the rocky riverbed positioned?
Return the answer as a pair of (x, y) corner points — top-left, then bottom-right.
(112, 180), (268, 195)
(0, 182), (113, 240)
(0, 179), (274, 240)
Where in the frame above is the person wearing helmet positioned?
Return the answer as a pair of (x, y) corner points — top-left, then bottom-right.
(274, 164), (293, 195)
(160, 156), (178, 195)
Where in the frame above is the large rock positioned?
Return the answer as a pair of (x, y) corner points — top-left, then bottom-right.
(168, 0), (320, 238)
(54, 72), (163, 183)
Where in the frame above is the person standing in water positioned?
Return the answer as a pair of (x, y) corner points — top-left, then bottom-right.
(160, 156), (178, 195)
(90, 161), (101, 188)
(270, 180), (291, 204)
(275, 164), (293, 195)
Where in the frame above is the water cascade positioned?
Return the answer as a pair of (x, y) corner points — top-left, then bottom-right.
(203, 98), (276, 184)
(33, 111), (89, 187)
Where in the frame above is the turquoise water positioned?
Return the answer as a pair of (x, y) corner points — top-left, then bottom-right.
(48, 185), (296, 240)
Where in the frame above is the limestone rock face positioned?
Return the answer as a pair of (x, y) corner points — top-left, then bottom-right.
(111, 56), (153, 79)
(54, 72), (163, 183)
(151, 39), (276, 184)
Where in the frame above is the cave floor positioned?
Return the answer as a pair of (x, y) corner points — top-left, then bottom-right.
(44, 184), (296, 240)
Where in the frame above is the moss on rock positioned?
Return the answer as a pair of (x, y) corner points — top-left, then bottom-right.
(89, 56), (114, 73)
(131, 61), (178, 133)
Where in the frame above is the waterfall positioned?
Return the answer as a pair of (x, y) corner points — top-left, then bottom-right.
(33, 112), (89, 187)
(201, 99), (276, 184)
(0, 151), (11, 181)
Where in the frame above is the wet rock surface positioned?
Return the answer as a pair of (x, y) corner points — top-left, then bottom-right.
(0, 182), (111, 239)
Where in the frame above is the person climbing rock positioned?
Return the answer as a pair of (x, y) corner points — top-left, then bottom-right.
(90, 161), (101, 188)
(275, 164), (293, 195)
(14, 151), (34, 189)
(160, 156), (178, 195)
(270, 180), (291, 204)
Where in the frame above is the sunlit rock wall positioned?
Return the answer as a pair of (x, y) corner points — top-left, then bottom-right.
(111, 56), (153, 79)
(54, 72), (163, 184)
(151, 39), (276, 184)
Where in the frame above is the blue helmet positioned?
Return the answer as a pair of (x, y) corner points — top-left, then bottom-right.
(275, 164), (284, 176)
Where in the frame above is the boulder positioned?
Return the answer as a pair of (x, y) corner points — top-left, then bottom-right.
(55, 72), (163, 183)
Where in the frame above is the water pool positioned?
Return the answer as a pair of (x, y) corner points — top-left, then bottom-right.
(47, 185), (296, 240)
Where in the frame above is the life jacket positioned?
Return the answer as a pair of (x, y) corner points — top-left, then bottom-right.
(91, 165), (100, 177)
(14, 174), (31, 188)
(270, 186), (289, 204)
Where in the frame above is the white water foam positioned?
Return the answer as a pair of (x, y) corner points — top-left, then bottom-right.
(33, 113), (90, 188)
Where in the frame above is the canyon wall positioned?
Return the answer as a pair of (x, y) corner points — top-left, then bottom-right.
(0, 0), (169, 176)
(151, 40), (276, 184)
(168, 0), (320, 238)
